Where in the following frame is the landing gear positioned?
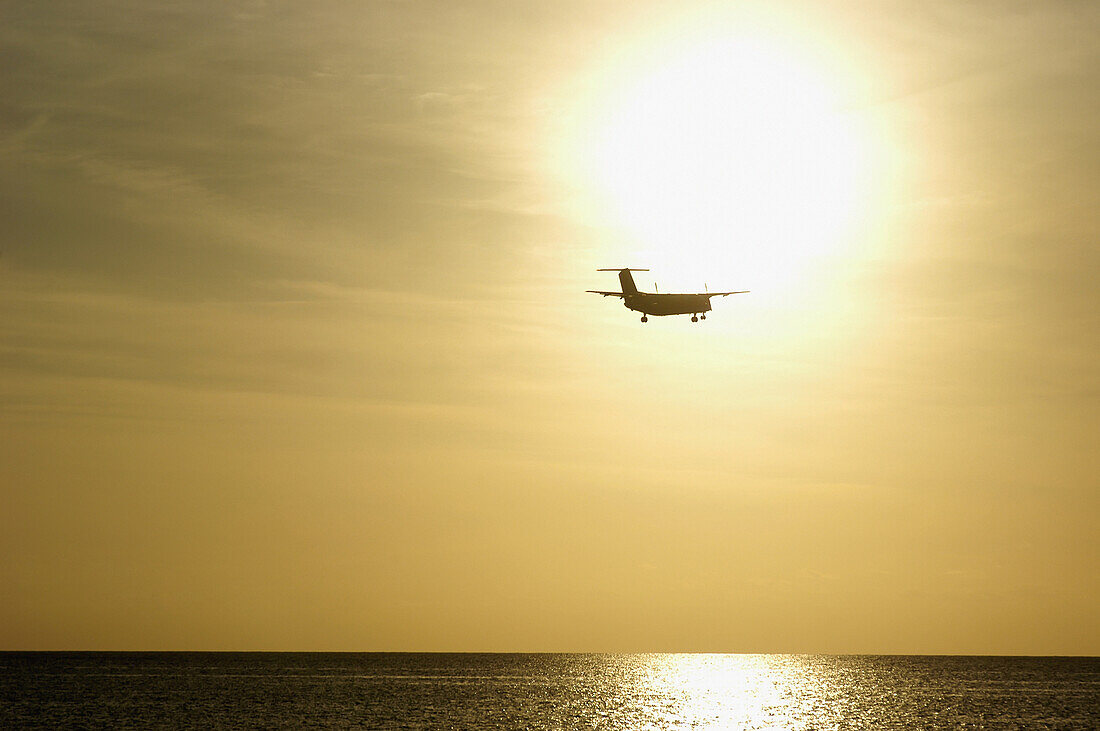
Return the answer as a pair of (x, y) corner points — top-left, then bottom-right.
(640, 315), (648, 323)
(691, 315), (698, 322)
(700, 313), (706, 320)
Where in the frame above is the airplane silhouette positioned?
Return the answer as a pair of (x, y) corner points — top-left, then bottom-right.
(588, 268), (748, 323)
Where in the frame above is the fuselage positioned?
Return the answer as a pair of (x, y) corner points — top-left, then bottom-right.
(624, 292), (712, 316)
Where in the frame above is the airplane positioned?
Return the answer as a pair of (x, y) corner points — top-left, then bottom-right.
(588, 268), (748, 323)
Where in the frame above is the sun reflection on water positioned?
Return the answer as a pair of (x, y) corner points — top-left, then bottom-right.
(635, 654), (817, 730)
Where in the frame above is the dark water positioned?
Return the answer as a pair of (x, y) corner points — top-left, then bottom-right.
(2, 653), (1097, 729)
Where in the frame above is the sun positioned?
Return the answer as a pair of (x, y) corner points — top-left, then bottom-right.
(566, 30), (872, 301)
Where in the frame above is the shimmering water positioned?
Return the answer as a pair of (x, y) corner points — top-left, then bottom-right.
(2, 653), (1097, 728)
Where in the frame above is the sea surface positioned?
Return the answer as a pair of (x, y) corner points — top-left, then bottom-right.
(2, 653), (1097, 729)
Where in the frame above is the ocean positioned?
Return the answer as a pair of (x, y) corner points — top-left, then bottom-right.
(2, 653), (1097, 728)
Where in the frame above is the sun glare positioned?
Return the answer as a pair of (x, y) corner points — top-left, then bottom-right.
(567, 28), (873, 301)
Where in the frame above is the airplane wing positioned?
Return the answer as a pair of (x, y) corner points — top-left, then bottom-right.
(586, 290), (626, 297)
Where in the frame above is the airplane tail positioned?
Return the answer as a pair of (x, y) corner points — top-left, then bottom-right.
(597, 268), (648, 295)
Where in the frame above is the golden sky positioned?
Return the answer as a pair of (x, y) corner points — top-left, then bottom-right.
(1, 0), (1097, 653)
